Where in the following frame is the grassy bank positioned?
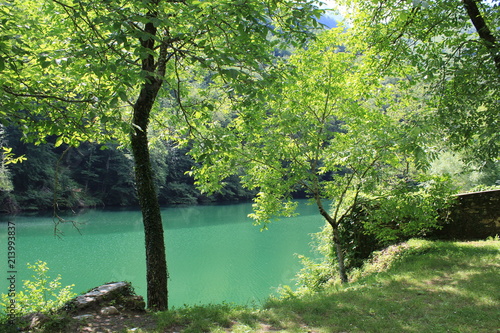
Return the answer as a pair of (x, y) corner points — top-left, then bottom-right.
(154, 238), (500, 333)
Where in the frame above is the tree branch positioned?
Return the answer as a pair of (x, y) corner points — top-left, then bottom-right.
(462, 0), (500, 73)
(2, 85), (94, 103)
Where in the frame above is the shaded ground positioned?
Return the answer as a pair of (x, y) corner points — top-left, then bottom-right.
(73, 310), (157, 332)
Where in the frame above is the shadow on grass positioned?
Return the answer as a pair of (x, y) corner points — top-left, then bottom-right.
(153, 240), (499, 332)
(263, 241), (499, 332)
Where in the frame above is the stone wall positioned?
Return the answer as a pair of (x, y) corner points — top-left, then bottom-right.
(435, 189), (500, 240)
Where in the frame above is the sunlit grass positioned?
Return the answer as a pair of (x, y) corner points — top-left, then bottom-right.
(154, 238), (500, 332)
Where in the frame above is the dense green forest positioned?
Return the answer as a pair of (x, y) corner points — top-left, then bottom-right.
(0, 125), (255, 213)
(1, 0), (499, 311)
(2, 119), (496, 215)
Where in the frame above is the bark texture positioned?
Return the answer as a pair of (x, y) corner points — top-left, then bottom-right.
(131, 100), (168, 311)
(130, 18), (168, 311)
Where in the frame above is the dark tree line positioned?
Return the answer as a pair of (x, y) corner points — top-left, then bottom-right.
(0, 126), (254, 214)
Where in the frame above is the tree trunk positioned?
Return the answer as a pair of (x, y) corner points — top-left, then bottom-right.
(130, 17), (168, 311)
(131, 83), (168, 310)
(331, 224), (349, 284)
(316, 199), (349, 284)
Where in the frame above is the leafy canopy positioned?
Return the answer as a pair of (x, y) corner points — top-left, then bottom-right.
(188, 28), (429, 227)
(336, 0), (500, 160)
(1, 0), (323, 147)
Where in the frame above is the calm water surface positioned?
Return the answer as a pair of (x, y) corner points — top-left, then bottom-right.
(0, 201), (323, 307)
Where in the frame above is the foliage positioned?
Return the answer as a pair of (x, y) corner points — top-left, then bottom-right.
(282, 175), (455, 296)
(1, 0), (325, 310)
(291, 226), (337, 294)
(337, 0), (500, 161)
(289, 220), (377, 295)
(0, 125), (255, 212)
(0, 125), (24, 193)
(191, 32), (378, 218)
(188, 27), (450, 283)
(0, 260), (76, 317)
(1, 147), (26, 166)
(3, 131), (100, 211)
(1, 0), (323, 146)
(466, 184), (500, 193)
(429, 151), (500, 191)
(362, 175), (456, 245)
(339, 175), (455, 263)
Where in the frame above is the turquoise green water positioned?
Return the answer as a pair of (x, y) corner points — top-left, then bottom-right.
(0, 201), (324, 307)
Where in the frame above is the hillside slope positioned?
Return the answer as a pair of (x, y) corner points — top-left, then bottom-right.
(156, 239), (500, 333)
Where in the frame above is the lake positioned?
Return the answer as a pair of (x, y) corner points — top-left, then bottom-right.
(0, 200), (324, 308)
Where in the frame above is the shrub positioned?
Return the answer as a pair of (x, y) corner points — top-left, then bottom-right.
(0, 260), (76, 317)
(362, 175), (455, 245)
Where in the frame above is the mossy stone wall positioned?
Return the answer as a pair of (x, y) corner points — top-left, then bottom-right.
(436, 190), (500, 240)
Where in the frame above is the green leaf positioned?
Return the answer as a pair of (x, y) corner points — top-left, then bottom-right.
(220, 68), (241, 80)
(39, 56), (51, 69)
(54, 136), (64, 148)
(118, 90), (128, 102)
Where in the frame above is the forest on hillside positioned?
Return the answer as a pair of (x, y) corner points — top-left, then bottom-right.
(1, 121), (498, 214)
(0, 125), (256, 213)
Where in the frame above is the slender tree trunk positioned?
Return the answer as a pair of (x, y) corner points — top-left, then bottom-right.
(131, 83), (168, 311)
(315, 199), (349, 284)
(331, 224), (348, 284)
(130, 17), (168, 311)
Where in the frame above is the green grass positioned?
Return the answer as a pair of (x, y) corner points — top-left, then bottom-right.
(154, 238), (500, 332)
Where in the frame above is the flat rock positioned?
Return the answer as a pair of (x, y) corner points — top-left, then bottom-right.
(71, 281), (129, 310)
